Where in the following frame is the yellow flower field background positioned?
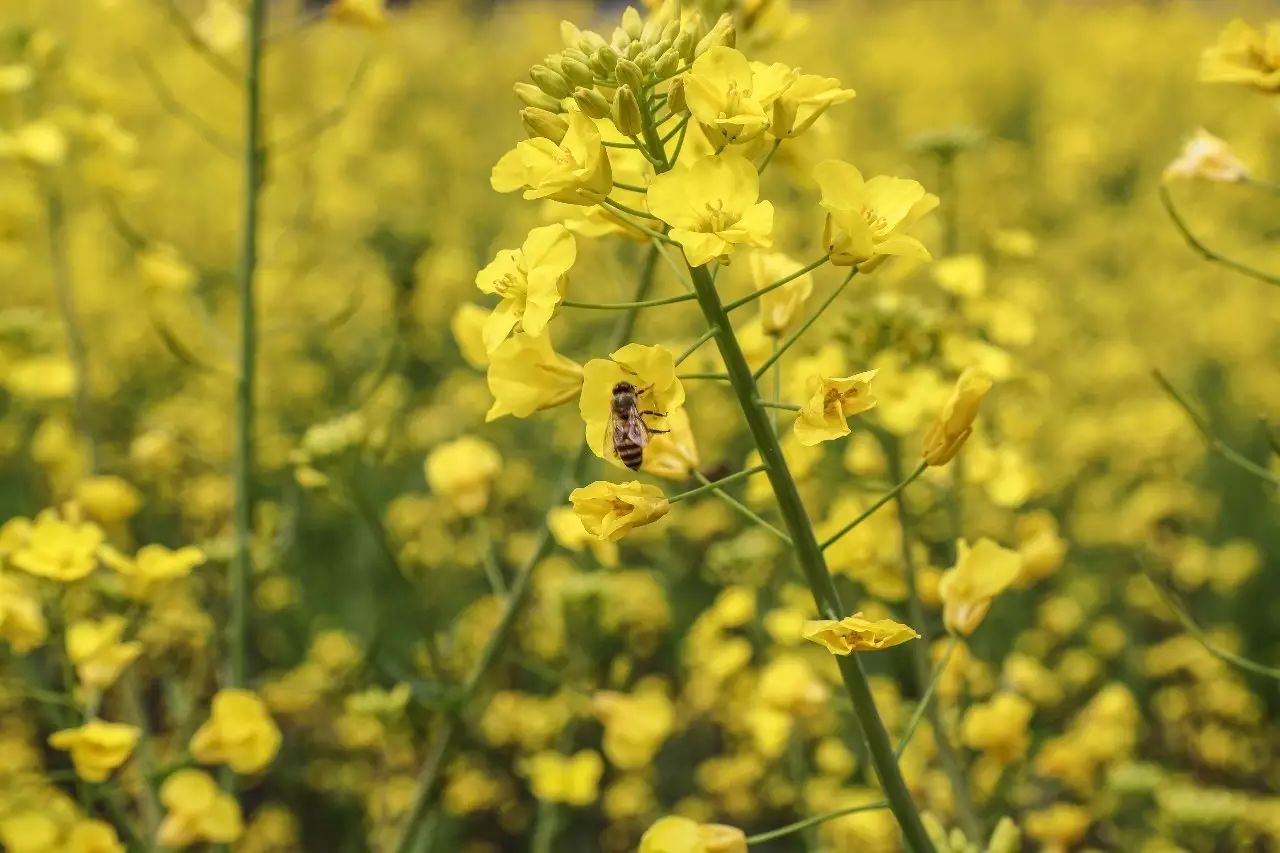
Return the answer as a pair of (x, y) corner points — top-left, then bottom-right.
(0, 0), (1278, 851)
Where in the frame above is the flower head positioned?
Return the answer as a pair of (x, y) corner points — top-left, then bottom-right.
(522, 750), (604, 806)
(683, 47), (795, 145)
(750, 251), (815, 335)
(100, 544), (205, 598)
(921, 367), (993, 466)
(425, 436), (503, 516)
(476, 224), (577, 353)
(647, 153), (774, 266)
(1164, 128), (1250, 183)
(0, 573), (47, 653)
(639, 816), (748, 853)
(815, 159), (938, 269)
(48, 720), (139, 783)
(159, 769), (243, 847)
(639, 408), (700, 481)
(569, 481), (670, 541)
(67, 615), (142, 691)
(190, 688), (282, 774)
(939, 538), (1022, 636)
(803, 612), (920, 654)
(793, 370), (878, 446)
(1200, 19), (1280, 92)
(486, 332), (583, 422)
(8, 510), (103, 582)
(770, 73), (855, 138)
(491, 111), (613, 205)
(580, 343), (685, 465)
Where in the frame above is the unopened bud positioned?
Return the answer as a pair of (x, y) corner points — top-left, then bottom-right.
(573, 87), (611, 120)
(611, 85), (642, 136)
(696, 13), (734, 55)
(615, 58), (644, 91)
(521, 107), (569, 143)
(621, 6), (643, 40)
(640, 19), (662, 47)
(578, 30), (608, 54)
(661, 20), (680, 43)
(625, 40), (643, 60)
(986, 818), (1021, 853)
(666, 76), (687, 114)
(530, 65), (571, 99)
(655, 47), (681, 79)
(514, 82), (562, 112)
(594, 46), (619, 73)
(562, 57), (595, 88)
(674, 31), (696, 61)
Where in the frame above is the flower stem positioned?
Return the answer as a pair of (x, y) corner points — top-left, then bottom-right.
(1160, 183), (1280, 288)
(896, 635), (959, 757)
(758, 400), (800, 412)
(1153, 369), (1279, 486)
(561, 292), (695, 310)
(683, 261), (935, 852)
(724, 255), (830, 311)
(229, 0), (267, 690)
(675, 326), (719, 366)
(757, 137), (782, 175)
(745, 801), (888, 845)
(692, 470), (792, 544)
(678, 371), (731, 381)
(751, 268), (856, 380)
(821, 460), (927, 550)
(668, 465), (767, 503)
(389, 246), (662, 853)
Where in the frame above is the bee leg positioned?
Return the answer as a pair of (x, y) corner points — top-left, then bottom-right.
(636, 384), (654, 397)
(638, 409), (666, 417)
(645, 427), (671, 434)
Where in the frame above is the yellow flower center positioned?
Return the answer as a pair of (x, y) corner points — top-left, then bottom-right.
(860, 206), (890, 238)
(699, 199), (731, 232)
(492, 271), (527, 299)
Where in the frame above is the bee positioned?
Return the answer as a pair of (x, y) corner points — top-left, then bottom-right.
(607, 380), (670, 470)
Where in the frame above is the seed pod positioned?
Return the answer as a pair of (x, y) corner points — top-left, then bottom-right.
(654, 47), (680, 78)
(611, 84), (642, 136)
(514, 82), (562, 112)
(521, 107), (569, 143)
(573, 87), (612, 120)
(562, 57), (595, 88)
(615, 58), (644, 91)
(666, 76), (687, 114)
(530, 64), (571, 99)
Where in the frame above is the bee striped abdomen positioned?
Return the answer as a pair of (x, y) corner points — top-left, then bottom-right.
(615, 439), (644, 470)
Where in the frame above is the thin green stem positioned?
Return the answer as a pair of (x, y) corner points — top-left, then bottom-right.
(821, 461), (927, 551)
(389, 247), (662, 853)
(652, 239), (695, 292)
(476, 519), (508, 597)
(692, 471), (791, 544)
(603, 196), (659, 220)
(612, 180), (649, 193)
(746, 801), (889, 845)
(602, 139), (642, 149)
(675, 326), (719, 366)
(1160, 183), (1280, 288)
(670, 115), (691, 164)
(757, 138), (782, 175)
(752, 269), (856, 380)
(1153, 369), (1280, 486)
(678, 371), (730, 381)
(758, 400), (800, 412)
(628, 134), (666, 167)
(896, 635), (959, 757)
(668, 465), (767, 504)
(725, 255), (830, 312)
(601, 198), (675, 243)
(662, 114), (689, 144)
(561, 292), (695, 310)
(229, 0), (267, 691)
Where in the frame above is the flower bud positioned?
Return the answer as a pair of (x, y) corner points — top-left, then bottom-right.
(625, 40), (643, 60)
(578, 30), (608, 54)
(986, 818), (1022, 853)
(661, 20), (680, 43)
(562, 57), (595, 88)
(574, 87), (611, 120)
(530, 64), (571, 99)
(637, 44), (662, 70)
(563, 46), (591, 65)
(621, 6), (643, 40)
(611, 85), (642, 136)
(615, 58), (644, 91)
(513, 82), (562, 112)
(654, 47), (681, 79)
(594, 46), (619, 73)
(666, 76), (687, 113)
(640, 19), (662, 47)
(696, 14), (734, 55)
(521, 107), (569, 143)
(674, 30), (696, 61)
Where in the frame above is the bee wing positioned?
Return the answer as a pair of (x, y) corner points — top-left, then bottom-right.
(605, 410), (627, 459)
(624, 409), (650, 448)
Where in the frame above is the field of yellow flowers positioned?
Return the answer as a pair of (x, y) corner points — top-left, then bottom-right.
(1, 0), (1279, 850)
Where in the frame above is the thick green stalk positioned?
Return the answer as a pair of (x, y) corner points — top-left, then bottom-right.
(230, 0), (267, 688)
(389, 247), (661, 853)
(685, 262), (934, 852)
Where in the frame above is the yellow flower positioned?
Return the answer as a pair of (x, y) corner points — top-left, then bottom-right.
(1164, 128), (1250, 183)
(647, 153), (774, 267)
(569, 481), (670, 541)
(66, 820), (123, 853)
(770, 72), (855, 138)
(814, 159), (939, 269)
(0, 813), (60, 853)
(73, 476), (142, 525)
(485, 332), (583, 422)
(327, 0), (386, 28)
(921, 367), (993, 466)
(639, 816), (748, 853)
(0, 120), (67, 167)
(803, 612), (920, 654)
(939, 538), (1022, 636)
(190, 688), (282, 774)
(580, 343), (685, 465)
(475, 224), (577, 353)
(450, 303), (489, 370)
(749, 251), (815, 335)
(932, 254), (986, 299)
(158, 769), (243, 847)
(0, 572), (47, 653)
(66, 615), (142, 691)
(193, 0), (245, 52)
(639, 407), (700, 481)
(523, 750), (604, 806)
(793, 370), (878, 446)
(424, 436), (503, 516)
(1199, 19), (1280, 92)
(48, 720), (140, 783)
(9, 510), (103, 582)
(593, 686), (676, 769)
(683, 46), (795, 145)
(99, 544), (205, 597)
(491, 111), (613, 205)
(962, 692), (1034, 762)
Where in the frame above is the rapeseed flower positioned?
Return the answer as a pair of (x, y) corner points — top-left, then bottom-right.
(647, 153), (774, 266)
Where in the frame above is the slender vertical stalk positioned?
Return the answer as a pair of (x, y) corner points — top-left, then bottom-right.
(229, 0), (267, 689)
(44, 187), (98, 472)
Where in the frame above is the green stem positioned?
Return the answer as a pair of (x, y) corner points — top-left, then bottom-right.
(388, 247), (662, 853)
(752, 268), (856, 379)
(1160, 183), (1280, 288)
(896, 635), (958, 757)
(757, 137), (782, 175)
(1153, 369), (1280, 486)
(675, 326), (719, 366)
(668, 465), (767, 503)
(692, 471), (792, 545)
(821, 461), (926, 550)
(746, 801), (888, 845)
(612, 180), (649, 193)
(561, 292), (694, 310)
(758, 400), (800, 412)
(724, 255), (830, 312)
(684, 260), (934, 852)
(603, 196), (659, 220)
(601, 199), (674, 242)
(530, 800), (562, 853)
(662, 114), (689, 144)
(678, 371), (730, 381)
(229, 0), (267, 689)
